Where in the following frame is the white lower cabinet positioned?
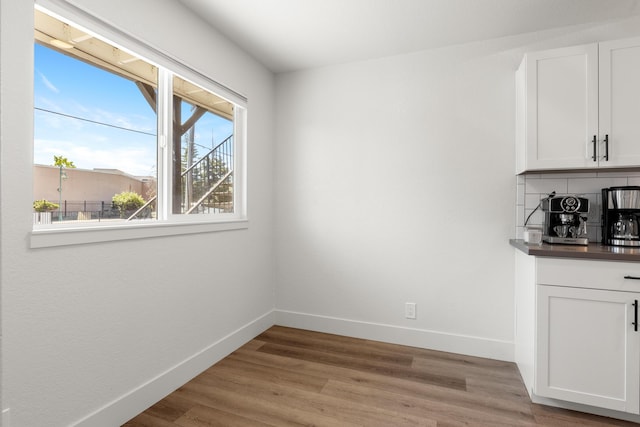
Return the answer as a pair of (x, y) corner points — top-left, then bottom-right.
(514, 253), (640, 419)
(536, 284), (640, 413)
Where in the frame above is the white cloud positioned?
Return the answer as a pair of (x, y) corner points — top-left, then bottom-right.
(34, 138), (156, 177)
(38, 71), (60, 94)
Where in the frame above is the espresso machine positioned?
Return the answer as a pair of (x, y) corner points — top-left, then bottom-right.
(602, 186), (640, 247)
(541, 195), (589, 245)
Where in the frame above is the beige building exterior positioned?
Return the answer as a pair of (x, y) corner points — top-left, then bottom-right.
(33, 164), (155, 208)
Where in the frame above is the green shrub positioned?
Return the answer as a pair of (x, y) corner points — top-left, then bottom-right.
(112, 191), (145, 217)
(33, 199), (59, 212)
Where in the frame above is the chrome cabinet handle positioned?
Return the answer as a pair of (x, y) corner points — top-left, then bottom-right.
(604, 134), (609, 161)
(592, 135), (597, 162)
(633, 300), (638, 332)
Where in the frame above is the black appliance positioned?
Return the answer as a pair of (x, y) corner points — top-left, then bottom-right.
(602, 186), (640, 247)
(541, 195), (589, 245)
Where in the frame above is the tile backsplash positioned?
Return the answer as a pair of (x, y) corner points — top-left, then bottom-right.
(515, 171), (640, 242)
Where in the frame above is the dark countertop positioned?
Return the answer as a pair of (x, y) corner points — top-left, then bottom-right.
(510, 239), (640, 262)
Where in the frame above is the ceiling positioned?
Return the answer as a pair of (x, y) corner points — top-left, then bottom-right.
(177, 0), (640, 73)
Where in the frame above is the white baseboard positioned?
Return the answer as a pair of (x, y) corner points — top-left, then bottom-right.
(274, 309), (514, 362)
(72, 310), (276, 427)
(71, 309), (514, 426)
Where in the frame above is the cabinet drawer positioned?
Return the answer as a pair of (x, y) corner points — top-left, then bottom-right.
(537, 257), (640, 291)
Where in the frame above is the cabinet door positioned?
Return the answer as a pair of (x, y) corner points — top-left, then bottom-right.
(525, 44), (599, 170)
(536, 285), (640, 413)
(599, 37), (640, 168)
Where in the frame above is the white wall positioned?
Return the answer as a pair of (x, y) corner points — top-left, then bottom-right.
(274, 16), (640, 360)
(274, 41), (517, 359)
(0, 1), (275, 426)
(4, 1), (640, 426)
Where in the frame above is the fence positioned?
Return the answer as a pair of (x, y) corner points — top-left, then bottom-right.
(43, 200), (135, 222)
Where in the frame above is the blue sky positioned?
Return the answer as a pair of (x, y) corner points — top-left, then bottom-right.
(34, 43), (233, 176)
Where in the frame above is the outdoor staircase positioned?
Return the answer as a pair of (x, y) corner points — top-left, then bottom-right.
(128, 134), (233, 220)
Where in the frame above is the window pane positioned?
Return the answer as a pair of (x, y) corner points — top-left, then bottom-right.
(33, 10), (158, 224)
(172, 75), (234, 215)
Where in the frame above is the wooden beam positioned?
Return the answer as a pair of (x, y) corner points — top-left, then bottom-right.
(180, 106), (208, 135)
(135, 82), (157, 113)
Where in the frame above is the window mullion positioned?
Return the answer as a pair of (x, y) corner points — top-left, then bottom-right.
(157, 68), (173, 221)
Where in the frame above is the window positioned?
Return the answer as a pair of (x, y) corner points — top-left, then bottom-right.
(170, 75), (235, 216)
(32, 5), (246, 244)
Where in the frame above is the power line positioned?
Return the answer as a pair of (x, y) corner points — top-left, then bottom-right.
(36, 106), (216, 152)
(35, 107), (157, 136)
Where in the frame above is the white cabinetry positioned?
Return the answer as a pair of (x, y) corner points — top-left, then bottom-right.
(516, 37), (640, 173)
(537, 284), (639, 413)
(514, 253), (640, 418)
(516, 44), (598, 172)
(599, 38), (640, 168)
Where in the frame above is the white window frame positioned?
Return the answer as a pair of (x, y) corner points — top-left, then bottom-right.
(31, 1), (248, 248)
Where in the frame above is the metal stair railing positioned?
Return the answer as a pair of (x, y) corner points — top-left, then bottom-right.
(127, 134), (233, 220)
(182, 135), (232, 177)
(126, 196), (156, 221)
(181, 134), (233, 214)
(185, 170), (233, 214)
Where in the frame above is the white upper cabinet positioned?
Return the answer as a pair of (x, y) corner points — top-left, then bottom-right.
(599, 38), (640, 168)
(517, 44), (598, 172)
(516, 37), (640, 173)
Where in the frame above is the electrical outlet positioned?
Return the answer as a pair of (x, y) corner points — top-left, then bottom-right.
(405, 302), (417, 319)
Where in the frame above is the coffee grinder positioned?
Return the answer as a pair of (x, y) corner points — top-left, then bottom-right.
(602, 186), (640, 247)
(541, 195), (589, 245)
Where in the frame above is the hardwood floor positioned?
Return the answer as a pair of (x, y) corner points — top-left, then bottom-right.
(123, 326), (637, 426)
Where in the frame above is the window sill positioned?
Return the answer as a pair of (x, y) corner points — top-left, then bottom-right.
(30, 219), (249, 248)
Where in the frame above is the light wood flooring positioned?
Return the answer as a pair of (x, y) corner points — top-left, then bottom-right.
(123, 326), (637, 426)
